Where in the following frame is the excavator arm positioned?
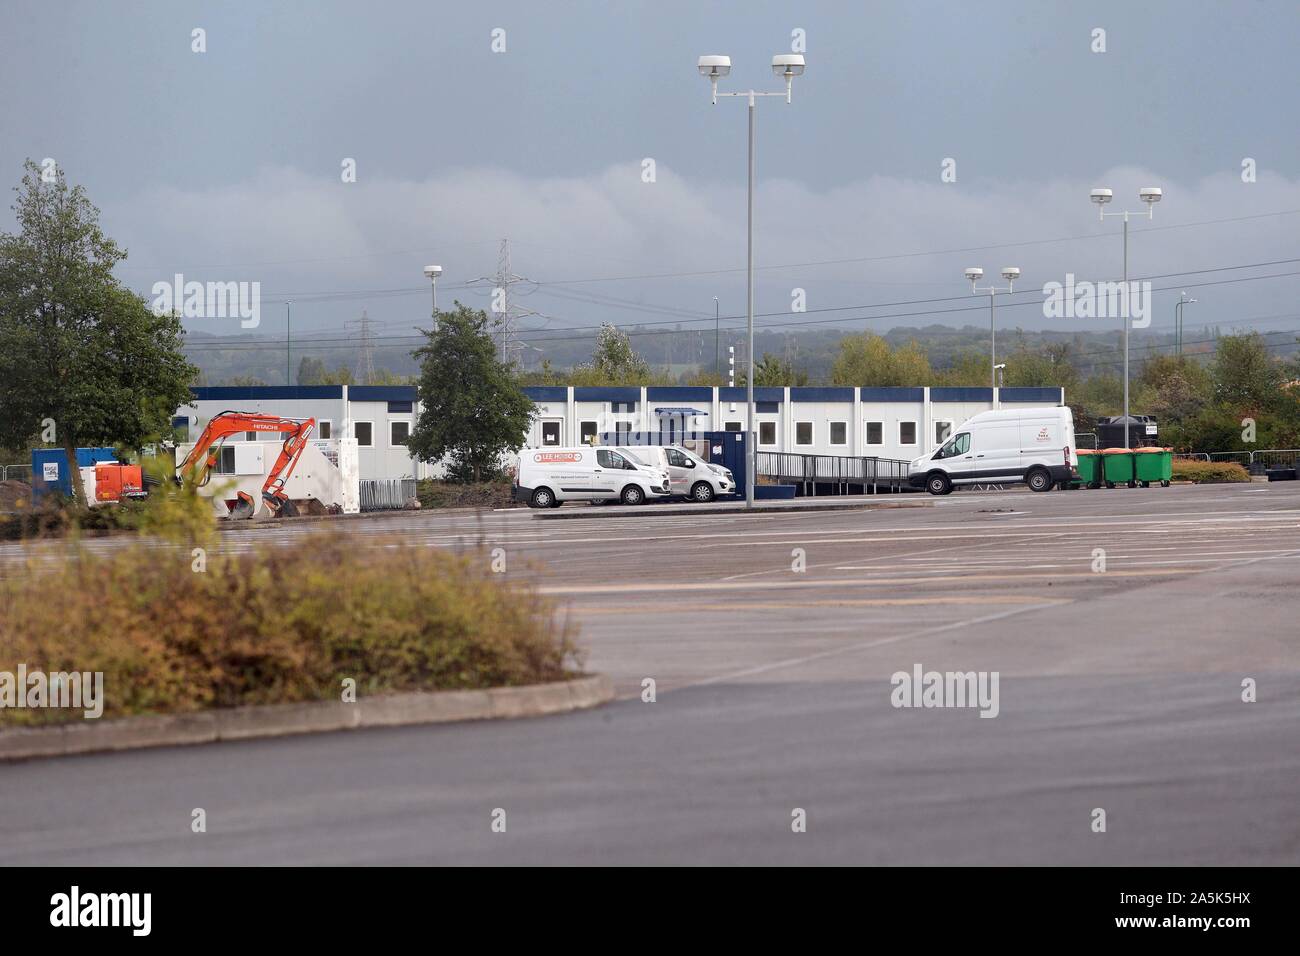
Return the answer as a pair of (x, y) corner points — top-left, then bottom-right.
(178, 410), (317, 518)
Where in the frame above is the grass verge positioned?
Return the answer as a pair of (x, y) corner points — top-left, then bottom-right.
(0, 532), (580, 726)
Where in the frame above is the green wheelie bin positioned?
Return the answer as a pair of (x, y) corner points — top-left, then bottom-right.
(1100, 448), (1136, 488)
(1075, 448), (1101, 489)
(1134, 447), (1172, 487)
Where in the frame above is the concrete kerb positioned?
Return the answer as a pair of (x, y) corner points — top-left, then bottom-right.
(534, 499), (934, 519)
(0, 674), (613, 762)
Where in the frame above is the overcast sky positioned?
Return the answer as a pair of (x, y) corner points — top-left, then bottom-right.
(4, 0), (1299, 361)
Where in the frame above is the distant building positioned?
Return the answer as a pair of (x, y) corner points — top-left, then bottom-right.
(176, 384), (1065, 481)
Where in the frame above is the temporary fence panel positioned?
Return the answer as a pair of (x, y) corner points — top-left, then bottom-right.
(359, 478), (416, 511)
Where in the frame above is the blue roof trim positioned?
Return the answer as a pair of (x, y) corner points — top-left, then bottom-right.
(931, 387), (994, 403)
(191, 386), (344, 401)
(646, 386), (714, 401)
(719, 386), (784, 403)
(349, 385), (418, 402)
(1000, 386), (1064, 404)
(573, 386), (641, 403)
(859, 387), (924, 402)
(790, 387), (854, 403)
(522, 386), (569, 402)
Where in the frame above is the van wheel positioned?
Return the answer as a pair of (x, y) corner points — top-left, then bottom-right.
(691, 481), (716, 503)
(926, 473), (952, 496)
(529, 487), (555, 509)
(620, 485), (645, 506)
(1026, 468), (1053, 492)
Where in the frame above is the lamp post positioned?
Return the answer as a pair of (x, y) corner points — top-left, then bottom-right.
(1175, 291), (1196, 356)
(423, 265), (442, 326)
(713, 296), (720, 379)
(995, 363), (1006, 388)
(1089, 186), (1163, 448)
(697, 52), (805, 510)
(964, 267), (1021, 395)
(286, 300), (292, 385)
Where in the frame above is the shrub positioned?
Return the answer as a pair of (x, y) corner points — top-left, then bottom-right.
(0, 532), (580, 725)
(1170, 459), (1251, 483)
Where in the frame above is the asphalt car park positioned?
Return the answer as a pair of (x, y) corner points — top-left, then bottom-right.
(2, 482), (1297, 865)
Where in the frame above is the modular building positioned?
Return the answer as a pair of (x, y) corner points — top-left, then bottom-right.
(174, 385), (1065, 481)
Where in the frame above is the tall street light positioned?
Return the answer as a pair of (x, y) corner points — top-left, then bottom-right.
(423, 264), (442, 326)
(1175, 290), (1196, 356)
(286, 300), (293, 385)
(964, 266), (1021, 394)
(1089, 185), (1162, 448)
(697, 51), (805, 510)
(713, 296), (720, 379)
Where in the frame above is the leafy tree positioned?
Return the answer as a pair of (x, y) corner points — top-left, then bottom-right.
(935, 350), (990, 386)
(408, 303), (534, 483)
(1003, 343), (1079, 390)
(740, 353), (808, 386)
(1212, 332), (1281, 409)
(830, 333), (932, 385)
(571, 322), (652, 385)
(0, 160), (196, 502)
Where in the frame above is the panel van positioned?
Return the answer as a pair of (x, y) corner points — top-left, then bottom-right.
(514, 446), (671, 508)
(618, 445), (736, 502)
(908, 407), (1077, 495)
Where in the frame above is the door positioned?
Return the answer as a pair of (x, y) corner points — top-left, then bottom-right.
(1018, 417), (1059, 470)
(663, 446), (698, 495)
(593, 448), (631, 497)
(539, 419), (563, 446)
(931, 432), (972, 482)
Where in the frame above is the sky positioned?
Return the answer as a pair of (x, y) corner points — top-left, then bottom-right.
(3, 0), (1299, 368)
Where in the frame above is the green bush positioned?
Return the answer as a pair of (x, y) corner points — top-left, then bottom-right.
(0, 531), (580, 725)
(1170, 459), (1251, 483)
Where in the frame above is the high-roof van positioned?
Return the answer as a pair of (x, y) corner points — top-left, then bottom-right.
(514, 446), (671, 508)
(908, 407), (1077, 495)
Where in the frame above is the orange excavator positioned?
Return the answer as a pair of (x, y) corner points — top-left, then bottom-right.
(177, 410), (317, 518)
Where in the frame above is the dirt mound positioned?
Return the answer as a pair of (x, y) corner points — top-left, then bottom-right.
(0, 480), (33, 512)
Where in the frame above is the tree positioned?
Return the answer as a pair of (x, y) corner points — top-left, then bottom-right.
(408, 303), (534, 483)
(570, 322), (654, 385)
(743, 353), (808, 386)
(830, 333), (932, 386)
(0, 160), (196, 502)
(1212, 332), (1281, 409)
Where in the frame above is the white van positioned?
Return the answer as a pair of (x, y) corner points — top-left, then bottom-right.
(908, 407), (1077, 495)
(614, 445), (736, 501)
(514, 446), (672, 508)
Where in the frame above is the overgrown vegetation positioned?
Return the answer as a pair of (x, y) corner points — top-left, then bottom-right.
(416, 479), (518, 510)
(0, 531), (580, 726)
(1170, 459), (1252, 483)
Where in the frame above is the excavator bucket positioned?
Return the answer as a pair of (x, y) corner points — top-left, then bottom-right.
(229, 492), (256, 519)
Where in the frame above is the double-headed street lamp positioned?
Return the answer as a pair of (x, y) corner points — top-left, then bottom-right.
(697, 51), (805, 510)
(964, 266), (1021, 394)
(1175, 291), (1196, 356)
(1089, 185), (1162, 448)
(423, 264), (442, 325)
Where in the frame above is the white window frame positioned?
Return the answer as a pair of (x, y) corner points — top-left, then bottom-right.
(758, 421), (778, 446)
(899, 421), (918, 446)
(540, 420), (563, 446)
(389, 419), (411, 447)
(865, 421), (884, 446)
(934, 420), (954, 446)
(353, 421), (374, 447)
(829, 421), (848, 446)
(316, 419), (332, 441)
(579, 420), (599, 445)
(725, 421), (743, 432)
(795, 421), (814, 447)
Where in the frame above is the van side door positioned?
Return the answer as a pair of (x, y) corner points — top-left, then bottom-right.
(593, 448), (629, 496)
(971, 423), (1022, 480)
(931, 432), (972, 481)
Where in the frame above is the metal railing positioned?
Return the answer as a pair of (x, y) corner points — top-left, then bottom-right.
(1181, 448), (1300, 474)
(1, 464), (32, 482)
(359, 478), (416, 511)
(756, 451), (912, 495)
(1075, 432), (1098, 450)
